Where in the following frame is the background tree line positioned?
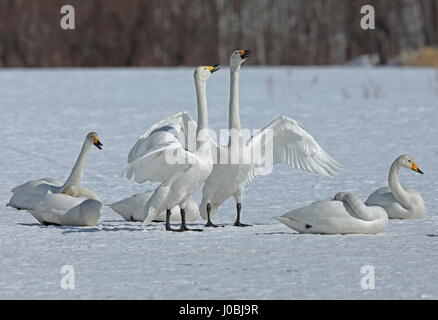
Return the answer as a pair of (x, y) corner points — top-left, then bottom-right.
(0, 0), (437, 67)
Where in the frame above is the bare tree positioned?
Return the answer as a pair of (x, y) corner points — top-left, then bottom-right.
(0, 0), (437, 67)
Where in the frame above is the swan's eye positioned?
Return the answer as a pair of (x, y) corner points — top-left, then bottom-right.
(408, 160), (411, 163)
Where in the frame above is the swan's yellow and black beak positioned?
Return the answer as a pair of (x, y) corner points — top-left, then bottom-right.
(411, 161), (423, 174)
(239, 49), (252, 59)
(93, 136), (103, 150)
(206, 64), (220, 74)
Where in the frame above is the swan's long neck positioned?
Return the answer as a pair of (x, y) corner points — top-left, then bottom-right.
(195, 77), (209, 133)
(388, 161), (411, 209)
(62, 140), (92, 188)
(229, 66), (241, 132)
(194, 76), (211, 158)
(342, 193), (382, 221)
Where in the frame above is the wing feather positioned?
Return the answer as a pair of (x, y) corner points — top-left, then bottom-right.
(246, 116), (342, 183)
(124, 112), (198, 183)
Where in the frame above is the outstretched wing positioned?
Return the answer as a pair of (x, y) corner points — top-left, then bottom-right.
(124, 112), (198, 183)
(128, 111), (197, 162)
(246, 116), (342, 183)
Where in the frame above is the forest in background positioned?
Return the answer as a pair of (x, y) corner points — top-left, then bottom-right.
(0, 0), (437, 67)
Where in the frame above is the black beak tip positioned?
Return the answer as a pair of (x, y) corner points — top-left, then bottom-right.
(418, 169), (424, 174)
(242, 49), (253, 59)
(95, 142), (103, 150)
(211, 64), (220, 73)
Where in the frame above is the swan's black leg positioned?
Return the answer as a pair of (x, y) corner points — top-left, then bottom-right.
(205, 203), (221, 227)
(233, 203), (252, 227)
(165, 209), (178, 231)
(178, 209), (203, 232)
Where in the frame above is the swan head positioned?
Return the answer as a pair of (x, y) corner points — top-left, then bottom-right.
(230, 49), (252, 70)
(334, 192), (348, 201)
(397, 154), (423, 174)
(86, 132), (103, 150)
(194, 65), (220, 81)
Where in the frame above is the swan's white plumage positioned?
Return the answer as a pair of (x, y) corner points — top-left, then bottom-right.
(366, 188), (426, 219)
(7, 178), (64, 210)
(128, 111), (197, 162)
(124, 66), (218, 228)
(7, 132), (103, 226)
(125, 111), (220, 184)
(109, 192), (199, 222)
(199, 51), (341, 223)
(8, 182), (102, 227)
(246, 116), (342, 183)
(29, 194), (101, 226)
(274, 194), (388, 235)
(365, 155), (426, 219)
(125, 112), (198, 183)
(8, 179), (101, 211)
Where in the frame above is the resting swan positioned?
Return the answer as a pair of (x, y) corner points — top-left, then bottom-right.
(273, 192), (388, 235)
(108, 192), (199, 222)
(27, 195), (102, 227)
(200, 50), (342, 227)
(365, 155), (426, 219)
(7, 132), (103, 226)
(125, 65), (219, 231)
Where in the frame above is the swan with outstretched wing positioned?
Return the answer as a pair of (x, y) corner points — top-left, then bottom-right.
(124, 65), (220, 231)
(125, 111), (198, 183)
(199, 50), (342, 227)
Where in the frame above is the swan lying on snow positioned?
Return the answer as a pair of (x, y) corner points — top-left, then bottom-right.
(28, 194), (102, 226)
(274, 192), (388, 235)
(365, 154), (426, 219)
(109, 192), (199, 222)
(7, 132), (103, 226)
(274, 154), (426, 234)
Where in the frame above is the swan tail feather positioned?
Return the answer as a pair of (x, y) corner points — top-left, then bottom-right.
(6, 201), (22, 210)
(273, 216), (306, 232)
(272, 216), (289, 223)
(141, 202), (158, 228)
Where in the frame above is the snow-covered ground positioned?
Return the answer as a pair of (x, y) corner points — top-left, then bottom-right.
(1, 66), (438, 299)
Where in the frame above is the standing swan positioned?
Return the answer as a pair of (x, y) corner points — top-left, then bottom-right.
(125, 65), (219, 231)
(7, 132), (103, 226)
(200, 50), (342, 227)
(273, 192), (388, 234)
(365, 155), (426, 219)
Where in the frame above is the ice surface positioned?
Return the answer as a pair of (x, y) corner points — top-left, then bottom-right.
(1, 67), (438, 299)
